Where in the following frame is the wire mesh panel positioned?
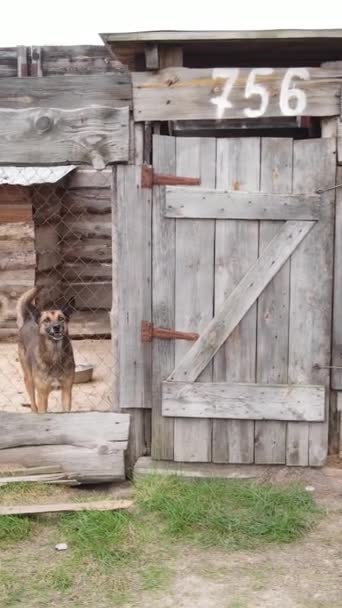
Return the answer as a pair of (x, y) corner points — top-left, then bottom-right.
(0, 166), (117, 413)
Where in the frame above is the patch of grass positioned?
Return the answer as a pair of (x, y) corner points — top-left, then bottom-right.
(0, 514), (32, 545)
(47, 565), (74, 592)
(135, 475), (323, 550)
(0, 570), (24, 607)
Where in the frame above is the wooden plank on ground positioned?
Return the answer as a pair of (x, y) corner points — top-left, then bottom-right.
(162, 382), (325, 421)
(165, 188), (320, 220)
(170, 219), (315, 383)
(0, 105), (129, 168)
(287, 138), (335, 466)
(212, 138), (259, 464)
(0, 445), (125, 483)
(255, 138), (293, 465)
(132, 66), (342, 121)
(151, 135), (176, 460)
(0, 500), (133, 516)
(0, 412), (129, 450)
(116, 165), (152, 408)
(173, 137), (214, 463)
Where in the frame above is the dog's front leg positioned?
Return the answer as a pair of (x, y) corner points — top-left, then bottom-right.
(61, 379), (73, 412)
(36, 386), (50, 414)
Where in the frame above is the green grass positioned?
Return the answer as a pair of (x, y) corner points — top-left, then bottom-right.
(135, 475), (323, 550)
(0, 475), (324, 606)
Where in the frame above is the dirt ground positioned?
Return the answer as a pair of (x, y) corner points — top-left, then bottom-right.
(0, 339), (112, 412)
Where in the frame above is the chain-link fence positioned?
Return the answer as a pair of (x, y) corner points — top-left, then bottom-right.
(0, 165), (116, 413)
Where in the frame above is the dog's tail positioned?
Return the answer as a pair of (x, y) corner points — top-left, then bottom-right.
(16, 287), (40, 329)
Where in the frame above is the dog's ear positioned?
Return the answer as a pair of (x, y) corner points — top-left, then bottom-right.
(61, 298), (75, 320)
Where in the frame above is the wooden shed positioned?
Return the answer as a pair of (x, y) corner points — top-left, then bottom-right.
(101, 29), (342, 470)
(1, 32), (342, 481)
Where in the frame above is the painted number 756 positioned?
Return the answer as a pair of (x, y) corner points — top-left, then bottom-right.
(210, 67), (310, 119)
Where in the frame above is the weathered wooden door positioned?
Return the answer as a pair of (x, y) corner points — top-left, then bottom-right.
(152, 134), (335, 466)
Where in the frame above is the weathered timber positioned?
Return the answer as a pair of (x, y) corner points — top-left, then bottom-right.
(63, 189), (111, 214)
(0, 445), (125, 483)
(0, 412), (129, 449)
(67, 168), (112, 189)
(35, 224), (60, 272)
(63, 262), (112, 282)
(61, 216), (112, 239)
(132, 67), (342, 121)
(64, 282), (112, 310)
(212, 138), (259, 465)
(165, 188), (321, 220)
(145, 44), (159, 69)
(169, 220), (315, 383)
(162, 382), (325, 421)
(151, 135), (176, 460)
(116, 165), (152, 409)
(173, 137), (214, 463)
(62, 238), (112, 263)
(40, 46), (126, 75)
(332, 166), (342, 389)
(255, 138), (293, 465)
(0, 105), (129, 168)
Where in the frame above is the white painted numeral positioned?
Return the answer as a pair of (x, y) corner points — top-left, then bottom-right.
(210, 68), (239, 119)
(279, 68), (309, 115)
(243, 68), (274, 118)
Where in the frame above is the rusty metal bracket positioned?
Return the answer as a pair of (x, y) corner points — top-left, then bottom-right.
(141, 164), (201, 188)
(141, 321), (199, 342)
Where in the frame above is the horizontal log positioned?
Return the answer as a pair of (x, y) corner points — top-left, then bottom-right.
(41, 45), (127, 76)
(0, 412), (129, 450)
(0, 221), (34, 241)
(63, 189), (111, 214)
(0, 445), (125, 483)
(0, 223), (35, 270)
(35, 224), (60, 271)
(67, 168), (112, 189)
(64, 282), (112, 310)
(61, 215), (112, 239)
(0, 204), (32, 223)
(0, 268), (35, 286)
(0, 185), (31, 203)
(165, 187), (321, 220)
(162, 382), (325, 421)
(62, 238), (112, 263)
(63, 262), (112, 281)
(0, 73), (131, 109)
(0, 48), (17, 77)
(133, 66), (342, 121)
(0, 105), (129, 168)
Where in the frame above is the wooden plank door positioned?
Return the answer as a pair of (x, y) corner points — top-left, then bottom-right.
(152, 135), (335, 465)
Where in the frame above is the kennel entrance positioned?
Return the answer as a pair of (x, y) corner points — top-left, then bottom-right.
(150, 134), (335, 467)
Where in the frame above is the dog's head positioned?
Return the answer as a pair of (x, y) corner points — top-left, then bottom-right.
(35, 300), (75, 341)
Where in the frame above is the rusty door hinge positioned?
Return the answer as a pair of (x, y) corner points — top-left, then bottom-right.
(141, 321), (199, 342)
(141, 164), (201, 188)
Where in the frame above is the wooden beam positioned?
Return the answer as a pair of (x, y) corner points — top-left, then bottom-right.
(0, 73), (131, 109)
(132, 66), (342, 122)
(169, 220), (315, 383)
(0, 105), (129, 169)
(165, 187), (321, 220)
(337, 121), (342, 165)
(0, 500), (133, 516)
(102, 30), (342, 43)
(0, 412), (129, 450)
(162, 382), (325, 421)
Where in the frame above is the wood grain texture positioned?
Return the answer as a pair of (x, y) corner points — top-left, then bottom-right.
(165, 187), (320, 220)
(170, 219), (315, 384)
(0, 444), (125, 482)
(173, 138), (215, 463)
(332, 166), (342, 389)
(212, 138), (259, 464)
(132, 67), (342, 121)
(116, 165), (152, 409)
(104, 30), (342, 43)
(0, 500), (133, 515)
(163, 382), (325, 421)
(255, 138), (293, 464)
(0, 412), (129, 450)
(151, 135), (176, 460)
(0, 105), (129, 168)
(338, 121), (342, 164)
(287, 139), (335, 466)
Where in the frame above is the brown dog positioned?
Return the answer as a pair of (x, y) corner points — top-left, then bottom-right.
(17, 287), (75, 414)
